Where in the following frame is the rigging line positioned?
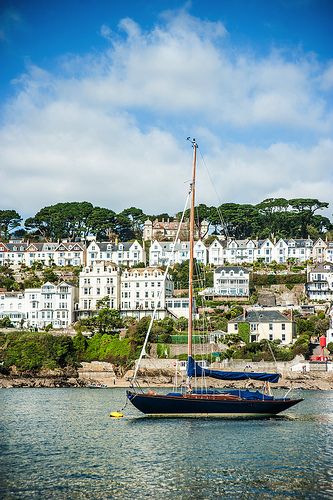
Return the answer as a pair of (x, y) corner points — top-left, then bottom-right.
(198, 148), (230, 240)
(132, 188), (192, 384)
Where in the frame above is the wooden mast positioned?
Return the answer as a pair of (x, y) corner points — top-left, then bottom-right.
(187, 138), (197, 358)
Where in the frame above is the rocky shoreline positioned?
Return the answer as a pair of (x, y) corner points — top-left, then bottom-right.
(2, 367), (333, 390)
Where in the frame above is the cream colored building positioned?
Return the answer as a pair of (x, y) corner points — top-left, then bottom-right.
(228, 309), (294, 345)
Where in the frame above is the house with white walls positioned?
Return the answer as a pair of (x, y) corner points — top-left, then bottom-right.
(0, 291), (25, 328)
(86, 240), (145, 267)
(78, 261), (120, 316)
(120, 267), (173, 319)
(149, 240), (207, 267)
(228, 310), (294, 345)
(200, 266), (249, 299)
(24, 281), (77, 329)
(306, 263), (333, 301)
(207, 239), (225, 266)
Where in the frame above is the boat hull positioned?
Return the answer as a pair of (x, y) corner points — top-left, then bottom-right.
(127, 391), (303, 417)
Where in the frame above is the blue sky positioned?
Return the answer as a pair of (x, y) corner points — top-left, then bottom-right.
(1, 0), (333, 219)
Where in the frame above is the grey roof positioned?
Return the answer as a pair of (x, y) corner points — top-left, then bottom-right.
(95, 241), (135, 252)
(5, 243), (28, 251)
(215, 266), (249, 274)
(231, 310), (291, 323)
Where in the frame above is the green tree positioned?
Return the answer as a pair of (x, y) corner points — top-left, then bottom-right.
(0, 210), (22, 239)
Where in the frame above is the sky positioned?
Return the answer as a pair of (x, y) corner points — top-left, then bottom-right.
(1, 0), (333, 220)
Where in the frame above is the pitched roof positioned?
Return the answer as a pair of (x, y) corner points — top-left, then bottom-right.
(215, 266), (249, 274)
(231, 310), (291, 323)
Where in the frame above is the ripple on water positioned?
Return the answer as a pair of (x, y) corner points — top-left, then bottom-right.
(1, 388), (333, 499)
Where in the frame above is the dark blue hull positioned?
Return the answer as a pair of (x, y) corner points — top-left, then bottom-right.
(127, 391), (303, 417)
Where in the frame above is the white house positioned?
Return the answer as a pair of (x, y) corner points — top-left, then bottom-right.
(120, 267), (174, 318)
(200, 266), (249, 299)
(149, 240), (207, 267)
(224, 239), (257, 264)
(255, 239), (275, 263)
(208, 239), (225, 266)
(78, 261), (120, 316)
(0, 291), (25, 328)
(24, 281), (77, 329)
(86, 240), (145, 267)
(228, 310), (294, 345)
(306, 263), (333, 301)
(77, 262), (175, 320)
(0, 242), (28, 267)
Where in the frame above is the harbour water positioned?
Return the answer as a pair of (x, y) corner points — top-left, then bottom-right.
(1, 388), (333, 499)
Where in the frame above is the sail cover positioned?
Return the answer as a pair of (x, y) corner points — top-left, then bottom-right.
(187, 356), (280, 383)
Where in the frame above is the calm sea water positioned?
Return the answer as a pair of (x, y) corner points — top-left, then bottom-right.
(1, 388), (333, 499)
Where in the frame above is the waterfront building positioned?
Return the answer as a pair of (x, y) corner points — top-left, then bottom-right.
(227, 309), (294, 345)
(24, 282), (77, 329)
(0, 291), (25, 328)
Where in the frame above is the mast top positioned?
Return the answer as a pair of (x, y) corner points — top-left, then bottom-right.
(187, 137), (198, 148)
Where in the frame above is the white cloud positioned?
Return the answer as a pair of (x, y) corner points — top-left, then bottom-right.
(0, 9), (332, 220)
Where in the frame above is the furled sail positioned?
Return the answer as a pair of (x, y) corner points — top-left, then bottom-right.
(187, 356), (280, 383)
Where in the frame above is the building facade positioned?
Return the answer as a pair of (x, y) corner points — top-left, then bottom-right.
(306, 263), (333, 301)
(228, 310), (294, 345)
(0, 291), (25, 328)
(200, 266), (250, 299)
(143, 219), (209, 241)
(24, 282), (77, 329)
(86, 240), (145, 267)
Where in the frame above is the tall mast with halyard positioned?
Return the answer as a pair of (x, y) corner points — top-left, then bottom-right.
(187, 138), (197, 359)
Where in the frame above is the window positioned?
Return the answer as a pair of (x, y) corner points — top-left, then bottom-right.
(282, 334), (286, 341)
(281, 323), (286, 330)
(269, 323), (273, 330)
(269, 334), (273, 341)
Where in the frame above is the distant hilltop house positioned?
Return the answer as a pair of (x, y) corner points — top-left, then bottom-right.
(200, 266), (250, 300)
(306, 263), (333, 301)
(228, 309), (295, 345)
(143, 218), (209, 241)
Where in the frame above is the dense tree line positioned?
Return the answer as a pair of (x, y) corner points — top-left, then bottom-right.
(0, 197), (332, 242)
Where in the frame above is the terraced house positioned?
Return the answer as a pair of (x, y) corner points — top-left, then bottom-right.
(86, 240), (145, 267)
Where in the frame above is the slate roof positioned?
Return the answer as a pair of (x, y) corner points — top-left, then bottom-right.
(231, 310), (291, 323)
(215, 266), (249, 274)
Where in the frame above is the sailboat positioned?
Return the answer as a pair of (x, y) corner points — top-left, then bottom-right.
(127, 139), (303, 417)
